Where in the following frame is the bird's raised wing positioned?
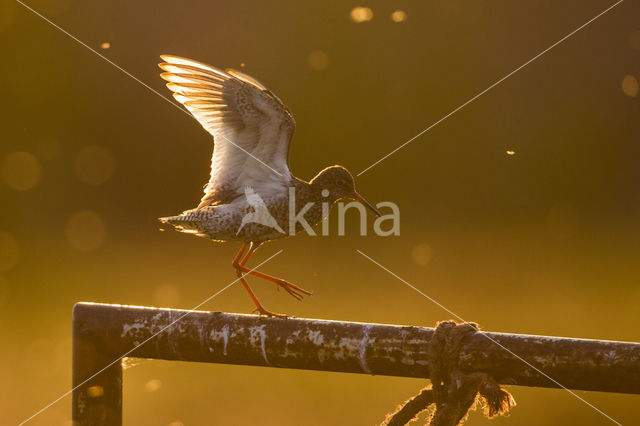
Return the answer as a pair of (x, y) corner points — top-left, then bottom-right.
(159, 55), (295, 208)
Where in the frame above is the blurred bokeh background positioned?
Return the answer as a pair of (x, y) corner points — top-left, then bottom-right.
(2, 0), (640, 424)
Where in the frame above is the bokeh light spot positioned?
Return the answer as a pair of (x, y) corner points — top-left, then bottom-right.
(65, 210), (107, 252)
(74, 145), (114, 185)
(0, 231), (20, 272)
(506, 150), (515, 156)
(411, 243), (432, 266)
(390, 10), (407, 23)
(308, 50), (330, 71)
(621, 75), (638, 97)
(154, 284), (181, 307)
(100, 42), (111, 49)
(1, 151), (42, 191)
(145, 379), (162, 392)
(87, 385), (104, 398)
(350, 7), (373, 23)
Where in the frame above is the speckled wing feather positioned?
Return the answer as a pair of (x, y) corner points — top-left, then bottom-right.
(159, 55), (295, 208)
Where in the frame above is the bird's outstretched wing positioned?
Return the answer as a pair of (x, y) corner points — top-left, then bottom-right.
(159, 55), (295, 208)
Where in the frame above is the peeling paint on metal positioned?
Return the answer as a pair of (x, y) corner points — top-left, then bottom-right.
(208, 324), (231, 356)
(281, 347), (298, 359)
(318, 348), (326, 363)
(222, 324), (229, 356)
(401, 357), (415, 366)
(73, 303), (640, 401)
(121, 322), (145, 345)
(359, 326), (372, 374)
(306, 329), (324, 346)
(249, 324), (270, 366)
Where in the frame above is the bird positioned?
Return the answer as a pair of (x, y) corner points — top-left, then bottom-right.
(236, 187), (285, 235)
(157, 55), (381, 317)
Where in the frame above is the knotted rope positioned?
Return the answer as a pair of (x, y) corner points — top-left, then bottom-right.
(382, 321), (515, 426)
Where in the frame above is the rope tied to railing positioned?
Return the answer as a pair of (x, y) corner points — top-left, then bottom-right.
(383, 321), (516, 426)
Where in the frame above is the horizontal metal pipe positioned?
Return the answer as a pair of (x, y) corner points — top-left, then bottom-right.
(73, 302), (640, 395)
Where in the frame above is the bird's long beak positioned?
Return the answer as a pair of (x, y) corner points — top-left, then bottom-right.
(352, 192), (382, 217)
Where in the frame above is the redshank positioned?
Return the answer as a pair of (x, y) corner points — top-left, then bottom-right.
(158, 55), (380, 317)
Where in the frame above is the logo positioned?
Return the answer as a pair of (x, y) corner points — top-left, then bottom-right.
(237, 186), (400, 236)
(236, 187), (285, 234)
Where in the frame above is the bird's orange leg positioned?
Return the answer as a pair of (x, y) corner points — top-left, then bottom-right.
(232, 243), (286, 317)
(236, 246), (313, 301)
(232, 243), (249, 268)
(235, 270), (286, 318)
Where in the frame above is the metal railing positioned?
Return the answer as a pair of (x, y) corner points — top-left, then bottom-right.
(72, 302), (640, 425)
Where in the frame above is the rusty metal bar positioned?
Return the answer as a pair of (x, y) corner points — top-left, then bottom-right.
(72, 302), (640, 425)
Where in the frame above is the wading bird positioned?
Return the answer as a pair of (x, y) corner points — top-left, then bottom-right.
(158, 55), (380, 316)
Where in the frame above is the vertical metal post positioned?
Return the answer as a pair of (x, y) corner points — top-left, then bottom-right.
(72, 304), (122, 425)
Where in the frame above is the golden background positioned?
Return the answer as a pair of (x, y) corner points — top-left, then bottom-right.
(1, 0), (639, 424)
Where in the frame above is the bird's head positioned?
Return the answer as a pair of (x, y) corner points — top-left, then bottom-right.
(310, 165), (381, 216)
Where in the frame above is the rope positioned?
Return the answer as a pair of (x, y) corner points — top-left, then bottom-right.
(382, 321), (515, 426)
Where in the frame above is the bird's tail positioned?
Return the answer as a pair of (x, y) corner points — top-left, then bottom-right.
(158, 215), (199, 233)
(158, 215), (182, 225)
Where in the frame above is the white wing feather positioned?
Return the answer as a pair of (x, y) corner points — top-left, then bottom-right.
(159, 55), (295, 207)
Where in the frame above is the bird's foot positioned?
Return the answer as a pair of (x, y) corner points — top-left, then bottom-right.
(252, 306), (289, 318)
(274, 279), (313, 301)
(235, 265), (313, 301)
